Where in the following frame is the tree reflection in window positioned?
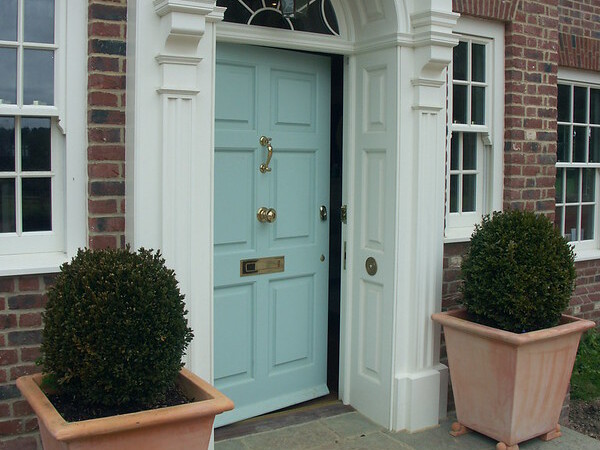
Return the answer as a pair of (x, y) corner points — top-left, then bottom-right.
(217, 0), (339, 36)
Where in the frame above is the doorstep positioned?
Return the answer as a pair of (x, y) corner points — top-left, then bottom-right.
(215, 411), (600, 450)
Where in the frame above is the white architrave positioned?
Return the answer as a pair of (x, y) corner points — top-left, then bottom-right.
(127, 0), (458, 435)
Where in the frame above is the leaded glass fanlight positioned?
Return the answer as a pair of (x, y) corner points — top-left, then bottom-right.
(217, 0), (339, 36)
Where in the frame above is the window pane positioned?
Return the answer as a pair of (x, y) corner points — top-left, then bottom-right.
(24, 0), (55, 44)
(0, 178), (16, 232)
(0, 118), (16, 172)
(555, 206), (564, 235)
(565, 205), (579, 241)
(471, 86), (485, 125)
(555, 167), (564, 203)
(471, 43), (485, 83)
(590, 127), (600, 163)
(557, 125), (570, 162)
(22, 177), (51, 232)
(582, 205), (595, 240)
(453, 84), (467, 124)
(23, 49), (54, 105)
(573, 126), (587, 162)
(463, 133), (477, 170)
(450, 134), (459, 170)
(566, 168), (580, 203)
(453, 41), (468, 81)
(450, 174), (459, 213)
(0, 48), (17, 105)
(0, 0), (18, 41)
(591, 89), (600, 125)
(582, 168), (595, 202)
(462, 174), (476, 212)
(557, 84), (571, 123)
(574, 86), (587, 124)
(21, 118), (51, 171)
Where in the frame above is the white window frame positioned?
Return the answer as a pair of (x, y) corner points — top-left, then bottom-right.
(445, 17), (504, 242)
(557, 68), (600, 262)
(0, 0), (86, 275)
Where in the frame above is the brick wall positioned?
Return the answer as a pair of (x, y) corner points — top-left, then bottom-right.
(0, 1), (127, 448)
(0, 276), (49, 450)
(558, 0), (600, 72)
(88, 0), (128, 251)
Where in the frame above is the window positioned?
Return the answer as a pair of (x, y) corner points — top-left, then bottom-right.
(0, 0), (86, 275)
(555, 73), (600, 255)
(445, 18), (504, 241)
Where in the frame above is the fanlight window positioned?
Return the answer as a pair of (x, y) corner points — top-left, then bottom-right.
(217, 0), (339, 36)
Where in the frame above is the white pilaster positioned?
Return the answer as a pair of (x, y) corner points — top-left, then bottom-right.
(392, 5), (458, 432)
(127, 0), (224, 382)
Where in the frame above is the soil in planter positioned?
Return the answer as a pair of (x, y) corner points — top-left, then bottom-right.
(47, 385), (193, 423)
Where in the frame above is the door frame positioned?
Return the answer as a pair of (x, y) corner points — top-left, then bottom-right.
(129, 0), (458, 435)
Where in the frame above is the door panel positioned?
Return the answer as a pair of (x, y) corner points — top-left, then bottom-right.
(214, 44), (331, 427)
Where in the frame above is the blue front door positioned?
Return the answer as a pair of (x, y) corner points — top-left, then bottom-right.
(214, 44), (331, 426)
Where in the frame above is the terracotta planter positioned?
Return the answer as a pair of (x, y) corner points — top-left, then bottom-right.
(17, 368), (234, 450)
(432, 310), (595, 450)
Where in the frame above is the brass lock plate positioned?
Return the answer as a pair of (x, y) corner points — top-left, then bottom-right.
(365, 257), (377, 276)
(241, 256), (285, 277)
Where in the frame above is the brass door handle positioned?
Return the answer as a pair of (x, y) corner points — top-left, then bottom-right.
(257, 207), (277, 223)
(259, 136), (273, 173)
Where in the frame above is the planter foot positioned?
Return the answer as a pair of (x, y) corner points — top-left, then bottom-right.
(450, 422), (470, 437)
(496, 443), (518, 450)
(539, 424), (561, 441)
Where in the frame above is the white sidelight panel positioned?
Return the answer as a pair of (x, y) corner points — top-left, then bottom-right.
(347, 47), (398, 428)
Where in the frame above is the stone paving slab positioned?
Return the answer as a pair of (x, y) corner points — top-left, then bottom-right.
(215, 411), (600, 450)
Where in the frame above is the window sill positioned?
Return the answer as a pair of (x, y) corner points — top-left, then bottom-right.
(444, 235), (471, 244)
(573, 248), (600, 263)
(0, 252), (68, 277)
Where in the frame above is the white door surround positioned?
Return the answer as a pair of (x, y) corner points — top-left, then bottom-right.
(127, 0), (458, 433)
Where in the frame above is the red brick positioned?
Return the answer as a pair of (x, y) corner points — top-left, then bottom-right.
(0, 436), (38, 450)
(88, 127), (122, 144)
(7, 295), (43, 310)
(89, 181), (125, 196)
(11, 401), (33, 417)
(0, 314), (17, 330)
(89, 235), (118, 250)
(17, 277), (39, 292)
(9, 365), (41, 381)
(23, 417), (38, 433)
(0, 419), (21, 435)
(89, 217), (125, 233)
(88, 163), (121, 179)
(88, 91), (119, 107)
(88, 73), (125, 90)
(18, 313), (42, 328)
(88, 199), (118, 214)
(87, 145), (125, 161)
(20, 347), (40, 363)
(89, 21), (123, 39)
(0, 279), (15, 293)
(89, 55), (120, 72)
(0, 350), (18, 366)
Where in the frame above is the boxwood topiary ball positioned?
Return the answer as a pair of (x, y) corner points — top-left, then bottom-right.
(41, 247), (194, 407)
(459, 210), (576, 333)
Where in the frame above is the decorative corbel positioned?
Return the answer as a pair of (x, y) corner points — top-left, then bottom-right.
(154, 0), (222, 56)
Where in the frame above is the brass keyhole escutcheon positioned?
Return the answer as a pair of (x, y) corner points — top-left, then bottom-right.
(365, 257), (377, 276)
(257, 207), (277, 223)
